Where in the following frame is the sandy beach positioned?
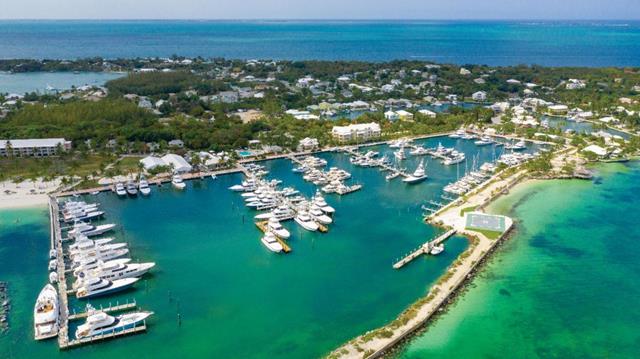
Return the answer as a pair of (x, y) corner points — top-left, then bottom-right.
(0, 179), (61, 210)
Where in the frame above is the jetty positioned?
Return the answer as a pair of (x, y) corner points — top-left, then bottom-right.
(49, 197), (71, 349)
(68, 300), (138, 321)
(60, 321), (147, 350)
(392, 229), (457, 269)
(254, 221), (292, 253)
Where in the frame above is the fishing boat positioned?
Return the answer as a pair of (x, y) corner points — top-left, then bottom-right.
(403, 159), (428, 184)
(309, 206), (333, 224)
(430, 244), (444, 255)
(75, 277), (139, 299)
(394, 148), (406, 161)
(267, 217), (290, 239)
(125, 181), (138, 196)
(260, 231), (284, 253)
(386, 171), (400, 181)
(171, 174), (186, 190)
(75, 307), (152, 339)
(442, 153), (465, 166)
(138, 177), (151, 196)
(114, 183), (127, 197)
(294, 211), (319, 231)
(474, 136), (493, 146)
(33, 284), (59, 340)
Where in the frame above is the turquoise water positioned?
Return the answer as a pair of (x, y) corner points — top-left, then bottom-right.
(1, 21), (640, 66)
(0, 72), (124, 95)
(0, 136), (533, 358)
(399, 162), (640, 358)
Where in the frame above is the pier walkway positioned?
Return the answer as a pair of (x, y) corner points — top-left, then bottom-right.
(50, 197), (71, 349)
(60, 321), (147, 350)
(68, 300), (138, 321)
(342, 147), (408, 177)
(392, 229), (457, 269)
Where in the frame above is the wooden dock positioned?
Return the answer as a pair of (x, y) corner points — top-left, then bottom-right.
(392, 229), (457, 269)
(255, 221), (292, 253)
(68, 301), (138, 321)
(50, 197), (72, 349)
(60, 321), (147, 350)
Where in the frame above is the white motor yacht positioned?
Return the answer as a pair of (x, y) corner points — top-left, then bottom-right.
(139, 177), (151, 195)
(430, 244), (445, 255)
(76, 277), (139, 299)
(34, 284), (59, 340)
(474, 136), (493, 146)
(75, 308), (152, 339)
(73, 258), (131, 277)
(75, 262), (155, 288)
(171, 174), (186, 190)
(403, 159), (428, 184)
(115, 183), (127, 196)
(295, 211), (319, 231)
(68, 223), (116, 238)
(126, 181), (138, 196)
(260, 231), (284, 253)
(309, 207), (332, 224)
(394, 148), (406, 160)
(267, 217), (290, 239)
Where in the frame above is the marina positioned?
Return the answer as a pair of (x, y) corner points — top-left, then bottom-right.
(2, 133), (545, 358)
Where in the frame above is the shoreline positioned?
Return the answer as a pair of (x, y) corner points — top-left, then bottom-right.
(0, 179), (61, 210)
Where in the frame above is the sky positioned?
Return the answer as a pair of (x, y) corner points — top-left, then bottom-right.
(0, 0), (639, 20)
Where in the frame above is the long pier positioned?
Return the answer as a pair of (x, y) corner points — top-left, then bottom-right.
(50, 197), (71, 349)
(68, 300), (138, 321)
(61, 321), (147, 349)
(392, 229), (457, 269)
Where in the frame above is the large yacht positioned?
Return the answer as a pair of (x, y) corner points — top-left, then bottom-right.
(68, 222), (116, 238)
(403, 159), (428, 184)
(267, 217), (290, 239)
(71, 247), (129, 268)
(115, 182), (127, 197)
(34, 284), (59, 340)
(69, 242), (128, 259)
(294, 211), (319, 231)
(309, 206), (333, 224)
(260, 231), (284, 253)
(138, 177), (151, 196)
(73, 258), (132, 277)
(75, 308), (152, 339)
(171, 174), (186, 190)
(76, 277), (139, 299)
(126, 181), (138, 196)
(75, 261), (155, 287)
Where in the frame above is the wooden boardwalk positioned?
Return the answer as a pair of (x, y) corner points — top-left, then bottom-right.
(393, 229), (457, 269)
(50, 197), (71, 349)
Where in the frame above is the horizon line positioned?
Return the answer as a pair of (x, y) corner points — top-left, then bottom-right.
(0, 18), (639, 21)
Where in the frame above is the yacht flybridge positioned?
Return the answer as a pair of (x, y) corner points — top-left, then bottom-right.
(403, 159), (428, 184)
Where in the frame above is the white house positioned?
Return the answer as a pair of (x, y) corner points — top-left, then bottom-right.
(0, 138), (71, 157)
(418, 109), (437, 118)
(472, 91), (487, 101)
(582, 145), (608, 157)
(331, 123), (381, 143)
(395, 110), (414, 121)
(297, 137), (319, 152)
(161, 154), (193, 173)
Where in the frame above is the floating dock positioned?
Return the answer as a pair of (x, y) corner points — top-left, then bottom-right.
(255, 221), (292, 253)
(60, 322), (147, 350)
(393, 229), (457, 269)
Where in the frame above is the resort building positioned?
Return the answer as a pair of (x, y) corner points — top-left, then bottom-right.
(0, 138), (71, 157)
(331, 123), (381, 143)
(418, 109), (437, 118)
(161, 154), (193, 173)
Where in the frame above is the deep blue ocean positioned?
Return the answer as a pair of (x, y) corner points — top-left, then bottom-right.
(1, 20), (640, 66)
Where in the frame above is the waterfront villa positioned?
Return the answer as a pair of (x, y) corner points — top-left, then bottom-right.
(331, 123), (381, 143)
(0, 138), (72, 157)
(472, 91), (487, 101)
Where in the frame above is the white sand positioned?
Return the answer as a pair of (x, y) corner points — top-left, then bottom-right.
(0, 178), (62, 210)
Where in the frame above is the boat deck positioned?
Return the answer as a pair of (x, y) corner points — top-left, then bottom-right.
(61, 323), (147, 350)
(255, 221), (292, 253)
(68, 301), (137, 321)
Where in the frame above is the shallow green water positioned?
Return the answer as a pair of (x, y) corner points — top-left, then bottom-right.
(1, 136), (531, 358)
(399, 162), (640, 358)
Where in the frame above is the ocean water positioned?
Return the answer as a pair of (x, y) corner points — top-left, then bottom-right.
(544, 116), (632, 139)
(398, 162), (640, 358)
(0, 72), (124, 95)
(1, 21), (640, 66)
(0, 136), (536, 358)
